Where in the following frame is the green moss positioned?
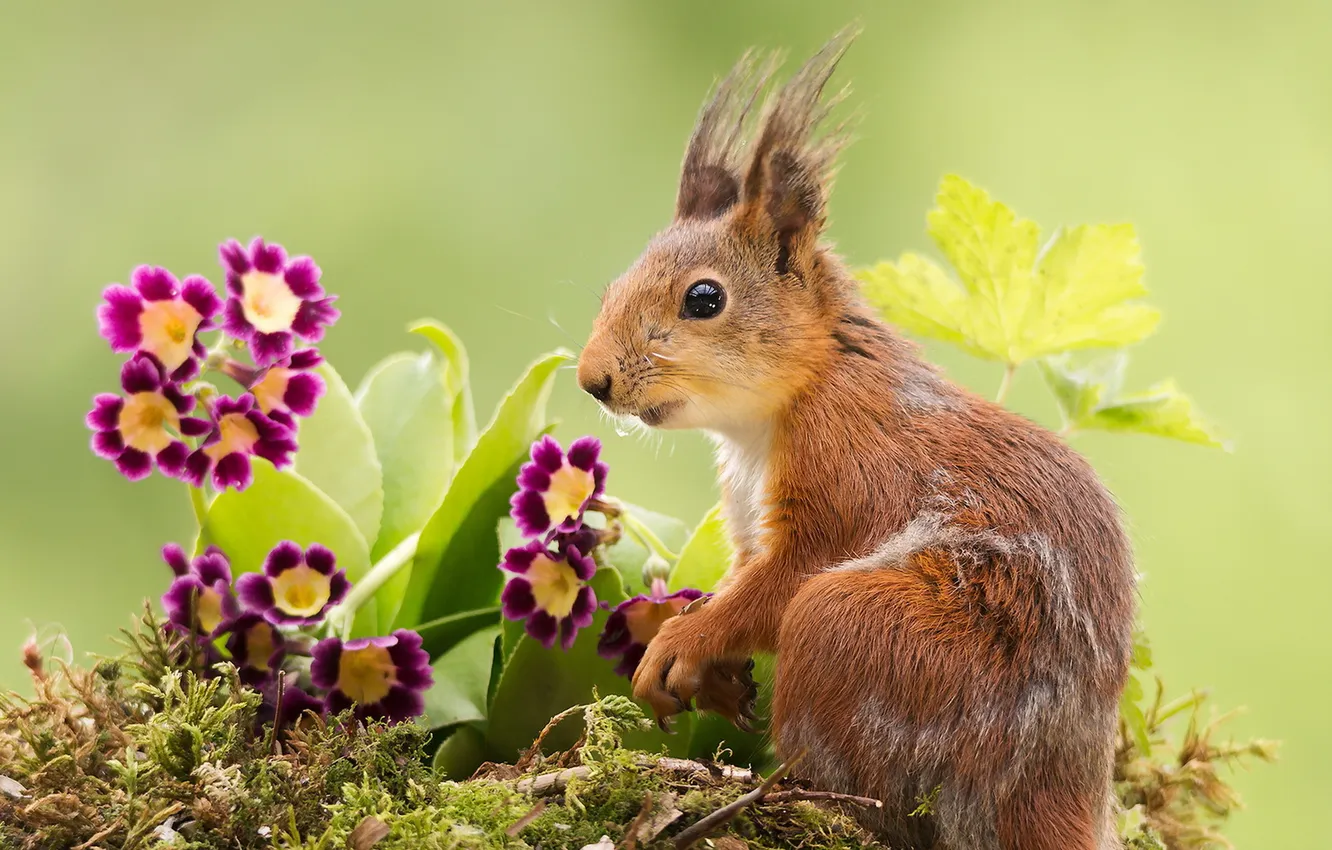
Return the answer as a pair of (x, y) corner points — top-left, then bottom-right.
(0, 609), (1270, 850)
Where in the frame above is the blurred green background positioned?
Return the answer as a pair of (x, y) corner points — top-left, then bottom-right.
(1, 1), (1326, 843)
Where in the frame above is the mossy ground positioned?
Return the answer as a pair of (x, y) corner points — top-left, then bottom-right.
(0, 612), (1272, 849)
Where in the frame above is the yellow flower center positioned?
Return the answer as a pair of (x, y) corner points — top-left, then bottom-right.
(337, 644), (396, 704)
(623, 598), (690, 646)
(204, 413), (260, 461)
(542, 463), (595, 527)
(270, 565), (332, 618)
(240, 271), (302, 334)
(118, 392), (180, 454)
(196, 586), (225, 634)
(244, 622), (276, 671)
(526, 554), (583, 618)
(251, 367), (292, 414)
(139, 299), (203, 371)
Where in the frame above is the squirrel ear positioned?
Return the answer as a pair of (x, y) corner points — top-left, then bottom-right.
(739, 28), (857, 265)
(675, 52), (776, 222)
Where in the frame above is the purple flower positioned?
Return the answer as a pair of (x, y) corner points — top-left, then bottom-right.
(598, 578), (706, 678)
(310, 630), (433, 723)
(509, 436), (608, 539)
(160, 543), (239, 637)
(97, 265), (222, 382)
(220, 348), (326, 429)
(182, 394), (297, 491)
(219, 237), (339, 366)
(223, 612), (286, 687)
(235, 541), (349, 626)
(87, 353), (212, 481)
(499, 539), (598, 650)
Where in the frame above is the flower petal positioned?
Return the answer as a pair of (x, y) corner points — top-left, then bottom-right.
(131, 265), (178, 301)
(263, 541), (304, 576)
(86, 394), (123, 431)
(309, 637), (342, 690)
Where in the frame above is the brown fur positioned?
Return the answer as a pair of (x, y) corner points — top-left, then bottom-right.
(577, 30), (1134, 850)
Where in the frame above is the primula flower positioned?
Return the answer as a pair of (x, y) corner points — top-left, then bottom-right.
(499, 539), (598, 650)
(310, 630), (433, 722)
(182, 394), (297, 491)
(223, 612), (286, 687)
(220, 349), (326, 429)
(87, 353), (211, 481)
(160, 543), (239, 637)
(98, 265), (222, 382)
(236, 541), (349, 626)
(510, 435), (608, 539)
(219, 237), (339, 365)
(598, 578), (706, 678)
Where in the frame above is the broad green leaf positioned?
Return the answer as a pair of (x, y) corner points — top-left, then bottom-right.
(857, 174), (1160, 364)
(293, 363), (384, 545)
(1041, 355), (1230, 449)
(416, 607), (502, 659)
(601, 504), (690, 596)
(411, 320), (478, 463)
(395, 351), (571, 629)
(356, 351), (454, 561)
(485, 568), (688, 760)
(432, 724), (487, 779)
(199, 459), (376, 635)
(420, 626), (498, 730)
(669, 503), (734, 593)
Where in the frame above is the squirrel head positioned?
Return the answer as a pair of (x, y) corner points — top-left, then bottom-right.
(578, 31), (859, 436)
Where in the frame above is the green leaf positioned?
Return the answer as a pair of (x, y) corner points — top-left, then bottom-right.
(601, 504), (690, 596)
(432, 724), (488, 779)
(416, 607), (502, 659)
(1041, 354), (1231, 449)
(668, 503), (733, 593)
(356, 351), (454, 561)
(199, 459), (376, 635)
(395, 351), (571, 629)
(293, 362), (384, 545)
(856, 174), (1160, 364)
(420, 626), (498, 730)
(1119, 674), (1152, 756)
(411, 319), (478, 463)
(485, 568), (687, 760)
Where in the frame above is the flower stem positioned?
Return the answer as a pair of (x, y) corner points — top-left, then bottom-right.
(187, 485), (210, 533)
(327, 531), (421, 638)
(995, 363), (1018, 406)
(622, 512), (679, 562)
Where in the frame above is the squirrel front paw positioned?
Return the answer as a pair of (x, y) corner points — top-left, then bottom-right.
(631, 613), (758, 732)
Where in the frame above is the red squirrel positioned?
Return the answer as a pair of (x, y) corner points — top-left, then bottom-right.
(576, 32), (1134, 850)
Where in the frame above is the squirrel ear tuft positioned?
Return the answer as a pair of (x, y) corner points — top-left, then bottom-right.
(676, 51), (777, 222)
(740, 27), (858, 257)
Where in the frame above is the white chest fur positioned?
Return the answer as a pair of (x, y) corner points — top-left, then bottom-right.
(710, 425), (773, 558)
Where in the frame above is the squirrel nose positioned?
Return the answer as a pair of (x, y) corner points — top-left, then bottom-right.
(581, 373), (613, 403)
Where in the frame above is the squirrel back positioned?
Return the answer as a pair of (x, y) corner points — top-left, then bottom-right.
(578, 30), (1134, 850)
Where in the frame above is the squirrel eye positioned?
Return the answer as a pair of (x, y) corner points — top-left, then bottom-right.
(681, 279), (726, 320)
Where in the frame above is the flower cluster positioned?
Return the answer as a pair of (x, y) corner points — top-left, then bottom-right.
(498, 436), (610, 649)
(161, 539), (431, 725)
(87, 238), (336, 492)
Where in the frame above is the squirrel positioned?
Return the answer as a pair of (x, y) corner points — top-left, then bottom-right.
(576, 30), (1135, 850)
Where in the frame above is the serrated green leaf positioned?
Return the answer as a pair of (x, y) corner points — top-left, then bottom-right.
(669, 503), (733, 593)
(293, 363), (384, 545)
(356, 350), (454, 562)
(485, 568), (687, 761)
(411, 319), (478, 463)
(394, 351), (571, 629)
(601, 504), (690, 596)
(1041, 354), (1230, 449)
(199, 459), (376, 636)
(857, 175), (1160, 364)
(420, 626), (498, 730)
